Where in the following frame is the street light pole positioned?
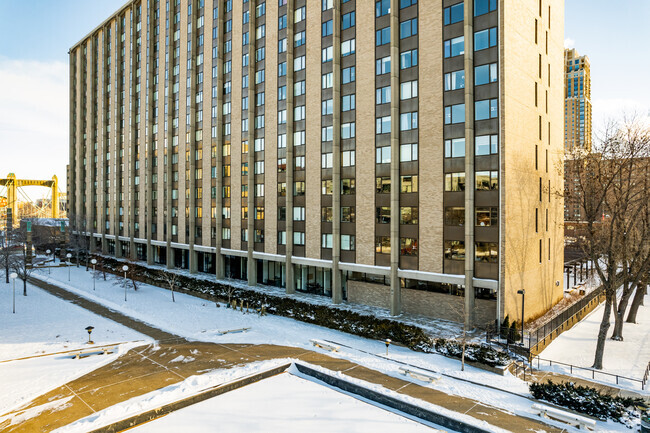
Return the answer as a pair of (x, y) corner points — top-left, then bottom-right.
(517, 289), (525, 346)
(122, 265), (129, 301)
(91, 259), (97, 290)
(66, 253), (72, 281)
(10, 272), (17, 314)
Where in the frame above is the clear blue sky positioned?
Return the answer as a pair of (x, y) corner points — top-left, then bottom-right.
(0, 0), (648, 196)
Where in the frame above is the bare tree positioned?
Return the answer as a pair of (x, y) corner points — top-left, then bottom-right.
(112, 258), (141, 292)
(625, 275), (648, 324)
(566, 116), (650, 368)
(162, 269), (180, 302)
(0, 244), (11, 284)
(9, 227), (44, 296)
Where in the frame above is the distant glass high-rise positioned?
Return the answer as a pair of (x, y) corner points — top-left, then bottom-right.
(564, 48), (591, 152)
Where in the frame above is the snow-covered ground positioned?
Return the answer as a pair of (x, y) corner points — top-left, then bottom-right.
(128, 372), (451, 433)
(539, 290), (650, 388)
(56, 361), (459, 433)
(11, 264), (639, 432)
(0, 280), (148, 415)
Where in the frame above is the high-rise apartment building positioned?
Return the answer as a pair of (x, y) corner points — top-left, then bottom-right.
(564, 48), (591, 152)
(68, 0), (565, 326)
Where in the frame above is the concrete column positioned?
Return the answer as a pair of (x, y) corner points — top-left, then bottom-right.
(301, 265), (308, 291)
(331, 0), (342, 304)
(145, 1), (156, 265)
(246, 0), (257, 286)
(165, 0), (175, 270)
(285, 0), (295, 294)
(129, 9), (138, 261)
(388, 0), (401, 316)
(463, 0), (476, 329)
(188, 1), (198, 274)
(215, 0), (225, 279)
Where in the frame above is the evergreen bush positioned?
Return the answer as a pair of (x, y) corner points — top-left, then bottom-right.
(529, 380), (646, 424)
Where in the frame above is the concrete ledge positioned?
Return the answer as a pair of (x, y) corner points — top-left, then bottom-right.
(292, 363), (492, 433)
(88, 363), (291, 433)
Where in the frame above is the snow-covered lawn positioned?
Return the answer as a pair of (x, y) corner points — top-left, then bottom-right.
(539, 290), (650, 388)
(129, 372), (450, 433)
(0, 280), (148, 415)
(24, 265), (640, 432)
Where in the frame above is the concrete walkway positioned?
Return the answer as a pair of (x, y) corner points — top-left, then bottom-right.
(0, 278), (573, 433)
(28, 276), (185, 343)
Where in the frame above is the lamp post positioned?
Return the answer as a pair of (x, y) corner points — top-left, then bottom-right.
(91, 259), (97, 290)
(517, 289), (525, 346)
(46, 249), (51, 274)
(122, 265), (129, 301)
(66, 253), (72, 281)
(9, 272), (17, 313)
(85, 326), (94, 344)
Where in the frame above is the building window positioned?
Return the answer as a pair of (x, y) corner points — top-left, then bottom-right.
(321, 180), (333, 195)
(476, 207), (498, 226)
(376, 86), (391, 105)
(342, 94), (355, 112)
(444, 172), (466, 191)
(400, 18), (417, 39)
(341, 178), (355, 195)
(322, 46), (333, 63)
(376, 0), (390, 17)
(400, 175), (418, 193)
(293, 207), (305, 221)
(277, 231), (286, 245)
(398, 50), (418, 72)
(444, 241), (465, 260)
(444, 138), (465, 158)
(376, 177), (391, 193)
(400, 207), (418, 225)
(400, 80), (418, 100)
(342, 11), (355, 29)
(474, 0), (497, 17)
(375, 206), (390, 224)
(444, 36), (464, 58)
(444, 70), (465, 91)
(474, 27), (497, 51)
(322, 233), (333, 249)
(401, 238), (418, 256)
(341, 122), (356, 139)
(400, 143), (418, 162)
(375, 236), (390, 254)
(376, 146), (390, 164)
(444, 104), (465, 124)
(341, 235), (355, 251)
(376, 27), (390, 46)
(293, 231), (305, 246)
(342, 150), (355, 167)
(475, 134), (498, 155)
(400, 112), (418, 131)
(294, 181), (305, 196)
(445, 207), (465, 226)
(376, 56), (390, 75)
(342, 66), (355, 84)
(475, 63), (498, 86)
(475, 170), (498, 190)
(322, 19), (333, 36)
(322, 207), (333, 222)
(341, 206), (355, 223)
(444, 3), (464, 25)
(475, 99), (498, 121)
(475, 242), (498, 263)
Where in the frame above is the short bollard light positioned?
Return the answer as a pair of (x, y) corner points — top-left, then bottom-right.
(85, 326), (94, 344)
(46, 249), (51, 274)
(385, 338), (392, 356)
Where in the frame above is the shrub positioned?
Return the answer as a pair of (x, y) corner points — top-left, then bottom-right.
(433, 338), (510, 367)
(529, 380), (646, 424)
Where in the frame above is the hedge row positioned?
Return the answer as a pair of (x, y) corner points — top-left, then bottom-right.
(95, 256), (510, 366)
(530, 380), (646, 424)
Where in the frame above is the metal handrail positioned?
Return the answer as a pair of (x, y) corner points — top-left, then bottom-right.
(534, 356), (646, 390)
